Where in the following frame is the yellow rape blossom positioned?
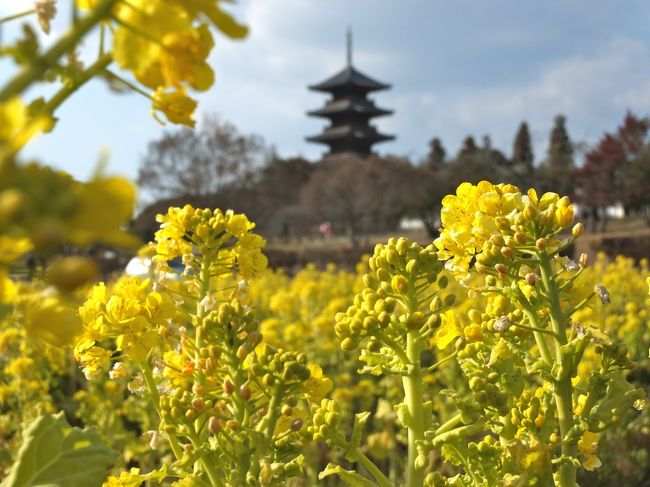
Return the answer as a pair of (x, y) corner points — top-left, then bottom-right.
(577, 431), (601, 470)
(77, 346), (113, 380)
(434, 181), (522, 277)
(434, 309), (463, 349)
(0, 236), (32, 266)
(0, 98), (52, 161)
(67, 175), (139, 247)
(302, 364), (333, 404)
(76, 276), (174, 364)
(24, 295), (83, 346)
(75, 0), (101, 10)
(151, 88), (198, 127)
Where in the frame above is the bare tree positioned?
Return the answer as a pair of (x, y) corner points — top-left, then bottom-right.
(137, 115), (271, 199)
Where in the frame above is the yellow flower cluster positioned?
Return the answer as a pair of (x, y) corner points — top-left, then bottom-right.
(154, 206), (268, 277)
(75, 0), (247, 127)
(573, 253), (650, 374)
(250, 263), (357, 359)
(0, 162), (138, 269)
(434, 181), (575, 277)
(76, 276), (176, 375)
(0, 98), (53, 161)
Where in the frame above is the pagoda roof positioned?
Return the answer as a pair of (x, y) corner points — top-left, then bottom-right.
(309, 65), (390, 93)
(307, 98), (392, 118)
(306, 124), (395, 144)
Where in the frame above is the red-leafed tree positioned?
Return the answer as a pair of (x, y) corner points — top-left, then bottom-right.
(575, 112), (649, 220)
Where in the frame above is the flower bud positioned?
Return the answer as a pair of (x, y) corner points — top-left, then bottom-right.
(444, 294), (456, 307)
(468, 309), (482, 323)
(429, 296), (442, 312)
(396, 238), (409, 255)
(406, 259), (419, 274)
(501, 246), (514, 259)
(572, 222), (584, 238)
(594, 285), (610, 304)
(493, 315), (510, 332)
(46, 256), (99, 293)
(495, 263), (508, 274)
(438, 275), (449, 289)
(496, 217), (510, 231)
(535, 238), (547, 251)
(579, 253), (588, 268)
(426, 313), (441, 330)
(386, 249), (399, 265)
(523, 204), (538, 220)
(475, 262), (488, 273)
(514, 232), (527, 245)
(239, 385), (251, 401)
(406, 311), (425, 330)
(0, 189), (26, 224)
(391, 275), (408, 294)
(340, 338), (357, 352)
(490, 234), (505, 246)
(525, 273), (537, 286)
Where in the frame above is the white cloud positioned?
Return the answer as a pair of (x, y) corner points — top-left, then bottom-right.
(388, 38), (650, 160)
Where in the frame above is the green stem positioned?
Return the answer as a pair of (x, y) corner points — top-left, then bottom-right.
(349, 447), (393, 487)
(447, 443), (481, 487)
(187, 430), (223, 487)
(424, 350), (458, 373)
(511, 321), (560, 339)
(0, 9), (36, 23)
(248, 384), (283, 479)
(434, 412), (462, 436)
(105, 69), (152, 99)
(432, 423), (485, 449)
(515, 287), (554, 364)
(195, 258), (211, 386)
(403, 330), (425, 487)
(141, 361), (183, 460)
(42, 53), (112, 114)
(377, 331), (410, 365)
(0, 0), (117, 102)
(538, 252), (577, 487)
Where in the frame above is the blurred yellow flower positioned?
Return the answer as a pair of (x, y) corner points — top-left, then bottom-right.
(152, 88), (197, 127)
(24, 296), (83, 346)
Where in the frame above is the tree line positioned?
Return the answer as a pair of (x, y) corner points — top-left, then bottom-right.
(133, 112), (650, 245)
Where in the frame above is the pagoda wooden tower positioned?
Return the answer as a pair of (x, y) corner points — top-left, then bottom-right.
(306, 31), (394, 158)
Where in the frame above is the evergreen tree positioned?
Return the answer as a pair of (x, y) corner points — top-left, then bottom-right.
(425, 137), (446, 168)
(538, 115), (575, 196)
(512, 121), (535, 189)
(458, 136), (479, 159)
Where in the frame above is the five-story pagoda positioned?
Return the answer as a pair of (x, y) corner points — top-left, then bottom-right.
(306, 32), (395, 158)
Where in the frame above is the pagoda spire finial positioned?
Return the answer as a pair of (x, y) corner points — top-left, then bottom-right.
(346, 27), (352, 66)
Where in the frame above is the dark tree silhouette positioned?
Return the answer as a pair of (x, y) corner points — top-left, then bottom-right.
(512, 121), (534, 188)
(137, 116), (271, 200)
(537, 115), (575, 197)
(425, 137), (447, 168)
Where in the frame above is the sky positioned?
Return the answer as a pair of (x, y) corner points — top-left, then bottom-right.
(3, 0), (650, 188)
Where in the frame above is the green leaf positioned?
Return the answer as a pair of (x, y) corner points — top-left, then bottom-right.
(2, 412), (115, 487)
(318, 463), (378, 487)
(350, 412), (371, 452)
(394, 402), (412, 428)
